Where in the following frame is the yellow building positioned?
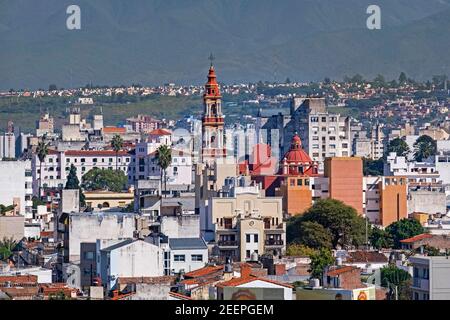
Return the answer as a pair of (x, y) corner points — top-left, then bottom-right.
(84, 189), (134, 210)
(209, 177), (285, 262)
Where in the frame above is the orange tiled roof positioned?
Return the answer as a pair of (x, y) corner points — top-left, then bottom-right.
(216, 275), (293, 289)
(326, 266), (359, 277)
(169, 292), (192, 300)
(184, 265), (223, 278)
(117, 276), (176, 285)
(103, 127), (126, 134)
(65, 150), (130, 157)
(149, 128), (171, 136)
(0, 275), (38, 285)
(400, 233), (433, 243)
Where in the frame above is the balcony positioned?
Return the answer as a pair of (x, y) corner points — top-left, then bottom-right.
(218, 240), (239, 247)
(265, 239), (284, 246)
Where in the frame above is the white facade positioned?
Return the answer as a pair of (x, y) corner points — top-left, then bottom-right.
(32, 150), (133, 194)
(233, 279), (293, 300)
(68, 212), (136, 262)
(0, 160), (33, 217)
(308, 113), (351, 171)
(98, 239), (164, 291)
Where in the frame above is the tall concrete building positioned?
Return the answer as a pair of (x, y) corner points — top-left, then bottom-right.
(258, 97), (352, 172)
(324, 157), (364, 215)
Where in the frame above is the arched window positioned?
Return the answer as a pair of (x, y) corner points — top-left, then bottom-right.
(102, 202), (110, 208)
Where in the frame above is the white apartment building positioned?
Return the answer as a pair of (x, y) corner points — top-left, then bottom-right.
(167, 238), (208, 275)
(97, 239), (164, 291)
(409, 256), (450, 300)
(0, 132), (16, 159)
(32, 150), (133, 195)
(307, 113), (351, 171)
(0, 160), (33, 218)
(384, 152), (441, 189)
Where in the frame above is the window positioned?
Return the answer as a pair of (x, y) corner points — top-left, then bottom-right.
(246, 234), (251, 243)
(224, 218), (232, 229)
(246, 250), (251, 258)
(191, 255), (203, 262)
(297, 179), (303, 186)
(254, 234), (258, 243)
(84, 251), (94, 260)
(174, 255), (185, 262)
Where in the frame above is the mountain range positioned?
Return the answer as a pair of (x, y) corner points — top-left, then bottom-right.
(2, 0), (450, 90)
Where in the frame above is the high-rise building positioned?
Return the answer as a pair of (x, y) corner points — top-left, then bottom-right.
(257, 97), (352, 172)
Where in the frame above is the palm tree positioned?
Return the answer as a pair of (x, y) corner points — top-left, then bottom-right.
(0, 237), (18, 261)
(155, 145), (172, 198)
(111, 135), (124, 171)
(36, 139), (49, 197)
(413, 135), (437, 162)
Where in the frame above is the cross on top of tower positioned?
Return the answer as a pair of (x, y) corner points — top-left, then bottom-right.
(208, 53), (215, 67)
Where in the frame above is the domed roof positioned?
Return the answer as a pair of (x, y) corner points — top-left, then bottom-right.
(283, 134), (313, 163)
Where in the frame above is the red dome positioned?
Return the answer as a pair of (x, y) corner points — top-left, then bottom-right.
(283, 134), (312, 164)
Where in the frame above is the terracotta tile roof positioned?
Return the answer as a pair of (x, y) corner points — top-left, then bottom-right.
(0, 286), (39, 298)
(169, 292), (192, 300)
(216, 275), (293, 289)
(346, 251), (388, 263)
(326, 266), (359, 277)
(111, 292), (135, 300)
(400, 233), (433, 243)
(103, 127), (126, 134)
(117, 276), (176, 285)
(149, 129), (171, 136)
(0, 275), (38, 286)
(184, 265), (223, 278)
(65, 150), (131, 156)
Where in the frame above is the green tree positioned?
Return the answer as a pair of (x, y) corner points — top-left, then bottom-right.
(381, 265), (412, 300)
(351, 74), (364, 84)
(48, 290), (70, 300)
(370, 226), (393, 249)
(363, 158), (384, 176)
(82, 168), (127, 193)
(299, 199), (367, 249)
(0, 237), (18, 261)
(0, 204), (15, 216)
(155, 145), (172, 198)
(399, 72), (408, 85)
(36, 139), (49, 197)
(386, 138), (410, 157)
(373, 74), (386, 88)
(308, 248), (335, 281)
(111, 135), (124, 171)
(413, 135), (437, 162)
(286, 244), (317, 257)
(48, 84), (57, 91)
(386, 219), (426, 249)
(65, 164), (85, 207)
(291, 221), (333, 249)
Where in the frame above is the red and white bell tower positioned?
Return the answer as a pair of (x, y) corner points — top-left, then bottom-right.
(201, 62), (226, 163)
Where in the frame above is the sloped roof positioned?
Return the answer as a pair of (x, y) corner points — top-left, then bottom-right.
(216, 275), (293, 289)
(169, 238), (207, 250)
(346, 251), (388, 263)
(101, 239), (135, 252)
(400, 233), (433, 243)
(184, 265), (223, 278)
(326, 266), (359, 277)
